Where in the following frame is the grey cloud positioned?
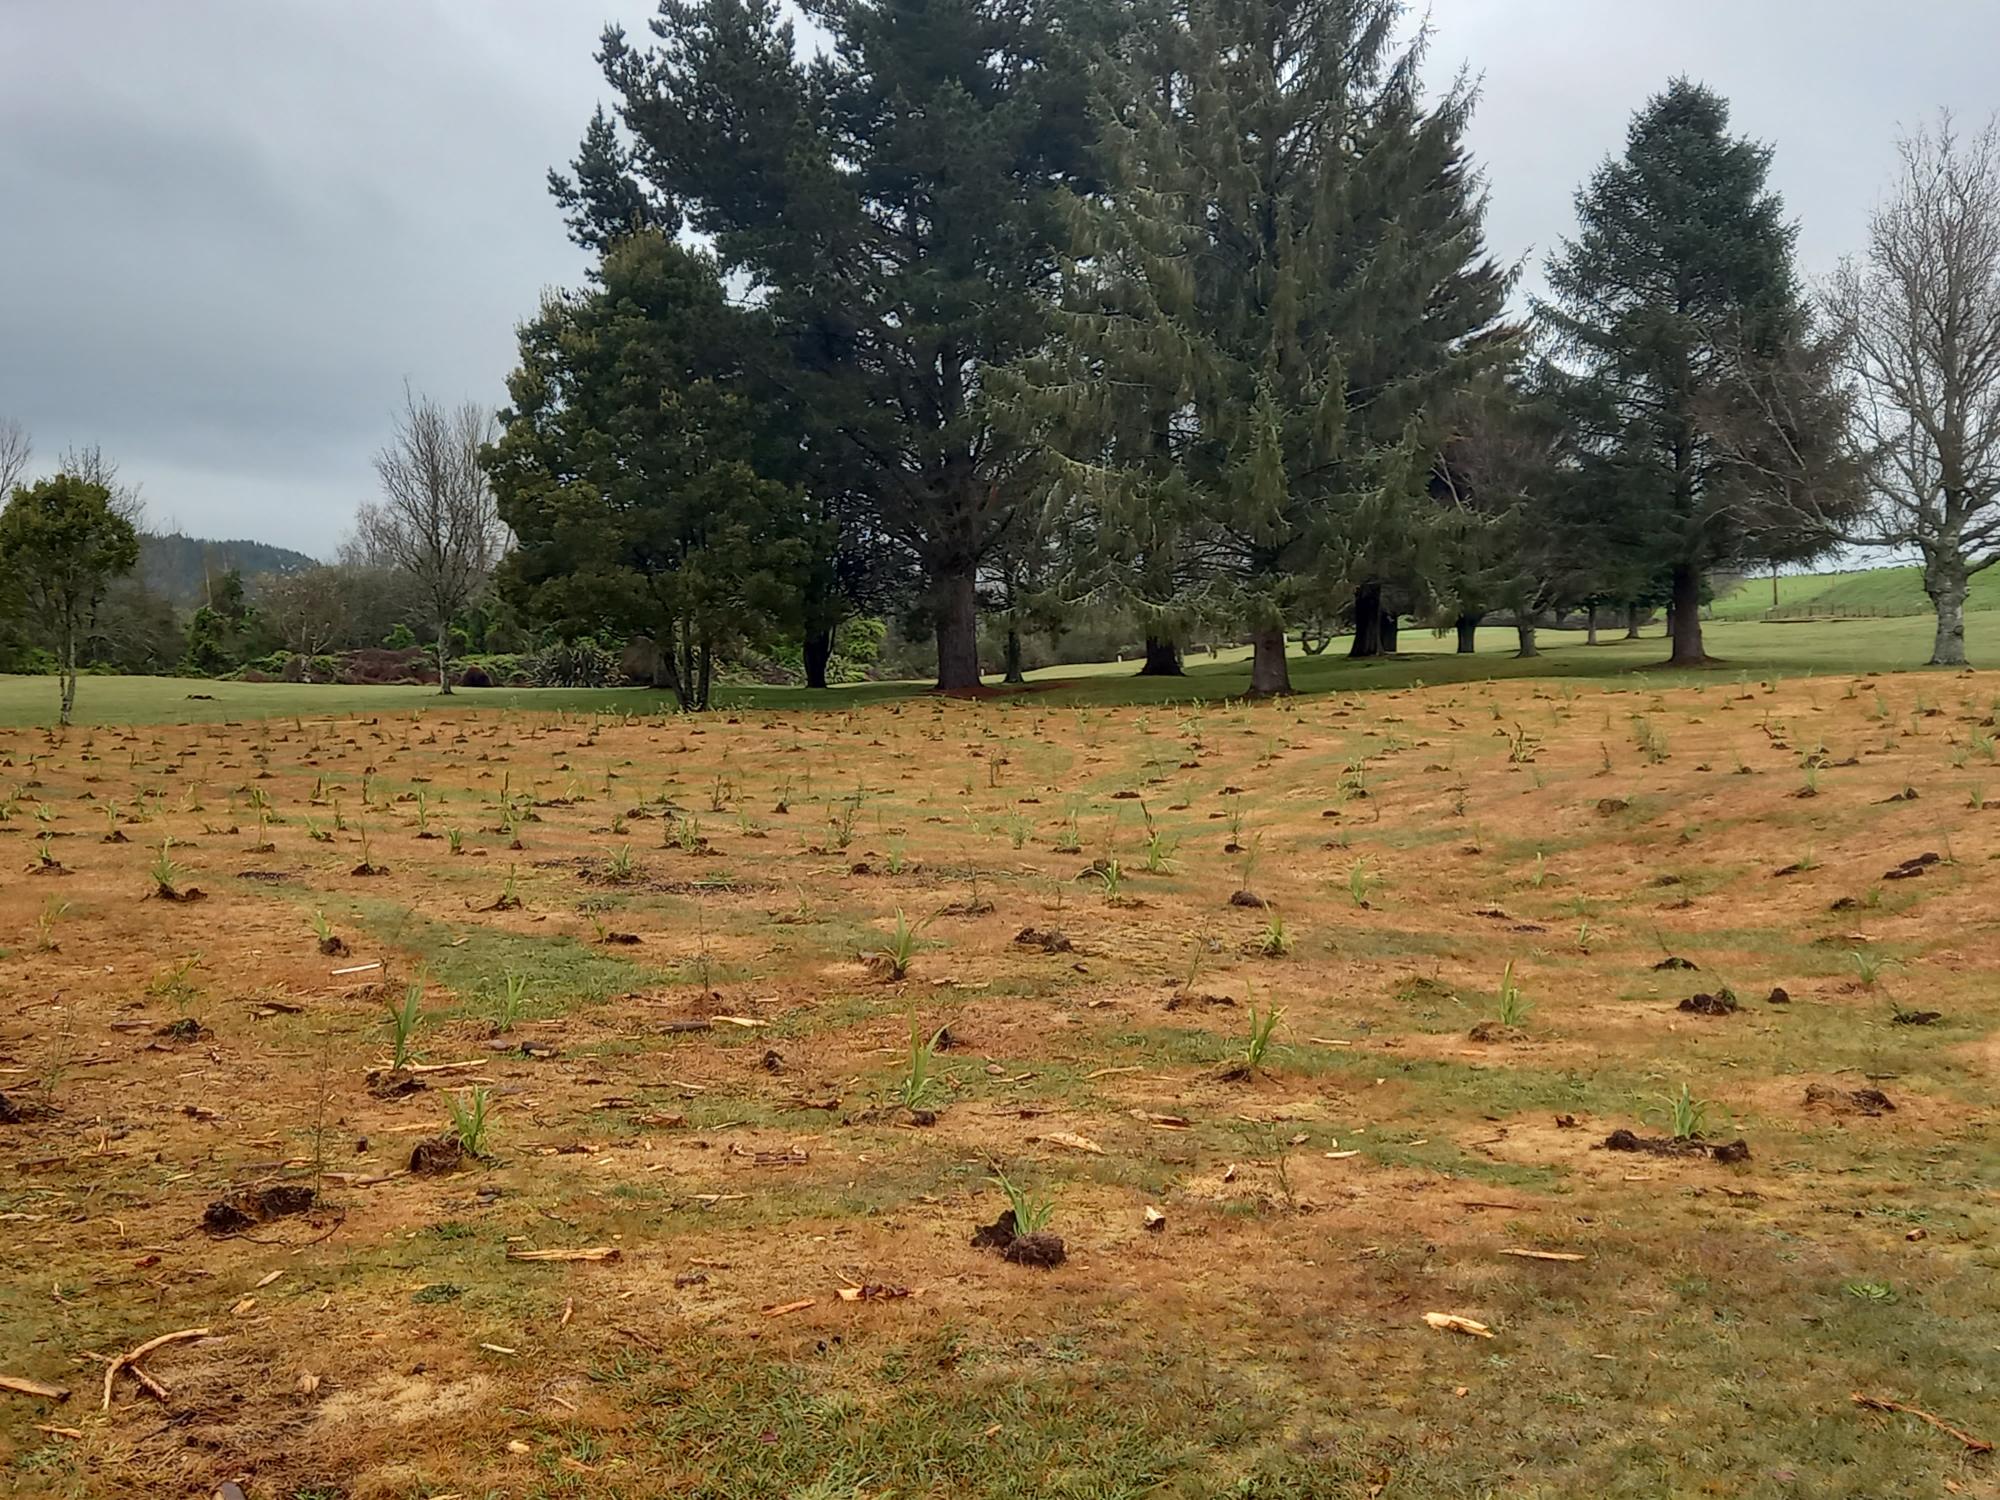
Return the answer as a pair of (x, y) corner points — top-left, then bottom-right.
(2, 0), (1995, 553)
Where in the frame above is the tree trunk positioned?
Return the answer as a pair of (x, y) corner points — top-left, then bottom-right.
(1138, 635), (1183, 676)
(1585, 602), (1599, 646)
(1246, 625), (1292, 696)
(1349, 583), (1384, 657)
(696, 641), (713, 710)
(1667, 563), (1707, 665)
(1003, 623), (1025, 684)
(1455, 613), (1481, 653)
(802, 627), (834, 690)
(436, 621), (453, 694)
(933, 567), (980, 692)
(1515, 617), (1539, 657)
(58, 621), (77, 726)
(1380, 609), (1399, 652)
(1625, 604), (1642, 639)
(1925, 556), (1970, 667)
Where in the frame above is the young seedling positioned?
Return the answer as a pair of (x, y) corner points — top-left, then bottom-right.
(866, 908), (927, 981)
(1241, 1003), (1284, 1077)
(895, 1012), (947, 1115)
(445, 1086), (495, 1158)
(490, 971), (528, 1034)
(1657, 1083), (1711, 1141)
(384, 983), (426, 1070)
(990, 1169), (1055, 1236)
(150, 838), (185, 898)
(1259, 915), (1292, 957)
(1494, 961), (1531, 1027)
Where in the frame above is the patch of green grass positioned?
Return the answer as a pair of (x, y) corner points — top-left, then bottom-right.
(348, 899), (662, 1006)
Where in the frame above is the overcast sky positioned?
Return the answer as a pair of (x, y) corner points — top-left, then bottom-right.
(2, 1), (1996, 557)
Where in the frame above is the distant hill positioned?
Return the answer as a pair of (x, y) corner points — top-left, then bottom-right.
(1708, 564), (2000, 621)
(137, 532), (319, 609)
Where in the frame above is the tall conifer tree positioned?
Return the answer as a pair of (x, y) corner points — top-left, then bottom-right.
(1016, 0), (1507, 693)
(1538, 79), (1848, 664)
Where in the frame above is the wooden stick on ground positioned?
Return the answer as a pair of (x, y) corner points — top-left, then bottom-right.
(101, 1327), (211, 1411)
(0, 1374), (70, 1400)
(1851, 1392), (1993, 1453)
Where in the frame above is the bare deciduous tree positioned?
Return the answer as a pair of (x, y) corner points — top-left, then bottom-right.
(1826, 113), (2000, 666)
(259, 565), (353, 674)
(58, 443), (147, 525)
(359, 388), (505, 692)
(0, 419), (31, 497)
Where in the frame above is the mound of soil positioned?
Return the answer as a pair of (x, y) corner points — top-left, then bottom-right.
(410, 1133), (467, 1174)
(154, 1017), (210, 1043)
(317, 934), (350, 957)
(1602, 1129), (1750, 1163)
(367, 1070), (426, 1099)
(1013, 927), (1073, 953)
(1003, 1232), (1067, 1268)
(203, 1183), (317, 1235)
(1677, 990), (1740, 1016)
(1467, 1020), (1528, 1043)
(1803, 1083), (1895, 1116)
(1652, 956), (1698, 972)
(154, 885), (207, 903)
(971, 1209), (1019, 1250)
(1891, 1008), (1942, 1026)
(598, 930), (642, 945)
(1228, 889), (1267, 908)
(0, 1091), (19, 1125)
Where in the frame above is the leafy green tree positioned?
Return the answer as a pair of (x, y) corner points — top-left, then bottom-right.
(1538, 79), (1852, 665)
(0, 474), (140, 724)
(595, 0), (1097, 691)
(487, 231), (809, 710)
(1012, 0), (1508, 694)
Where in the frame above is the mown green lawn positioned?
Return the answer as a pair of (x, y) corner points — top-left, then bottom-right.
(0, 612), (1981, 728)
(1709, 562), (2000, 620)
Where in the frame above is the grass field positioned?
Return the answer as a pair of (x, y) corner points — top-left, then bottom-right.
(2, 611), (1994, 730)
(2, 638), (1996, 1498)
(1709, 563), (2000, 621)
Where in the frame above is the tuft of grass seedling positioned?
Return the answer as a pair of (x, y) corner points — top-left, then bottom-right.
(385, 983), (426, 1070)
(1242, 1003), (1284, 1076)
(607, 843), (636, 882)
(990, 1169), (1055, 1235)
(1849, 948), (1894, 988)
(1494, 960), (1531, 1027)
(445, 1086), (495, 1158)
(867, 908), (926, 981)
(150, 838), (184, 897)
(1259, 914), (1292, 957)
(35, 897), (70, 952)
(490, 971), (528, 1033)
(895, 1012), (947, 1113)
(1657, 1083), (1711, 1141)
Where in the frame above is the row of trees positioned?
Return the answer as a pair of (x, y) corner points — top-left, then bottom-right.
(484, 0), (2000, 692)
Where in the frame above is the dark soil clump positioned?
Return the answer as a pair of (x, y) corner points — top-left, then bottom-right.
(1002, 1231), (1067, 1268)
(1677, 990), (1740, 1016)
(203, 1183), (317, 1234)
(1602, 1129), (1750, 1163)
(410, 1133), (467, 1174)
(1013, 927), (1073, 953)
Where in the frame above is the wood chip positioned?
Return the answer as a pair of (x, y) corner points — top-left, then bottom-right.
(1129, 1110), (1190, 1129)
(0, 1374), (70, 1400)
(1499, 1249), (1586, 1263)
(709, 1016), (767, 1029)
(1085, 1065), (1143, 1079)
(763, 1299), (814, 1317)
(1035, 1131), (1105, 1154)
(1423, 1312), (1494, 1339)
(506, 1247), (622, 1264)
(479, 1343), (518, 1356)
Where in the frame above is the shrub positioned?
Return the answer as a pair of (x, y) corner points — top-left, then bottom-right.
(529, 640), (618, 688)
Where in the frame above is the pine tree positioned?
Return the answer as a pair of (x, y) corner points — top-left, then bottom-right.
(1538, 79), (1846, 665)
(486, 233), (809, 711)
(1014, 0), (1508, 694)
(597, 0), (1098, 692)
